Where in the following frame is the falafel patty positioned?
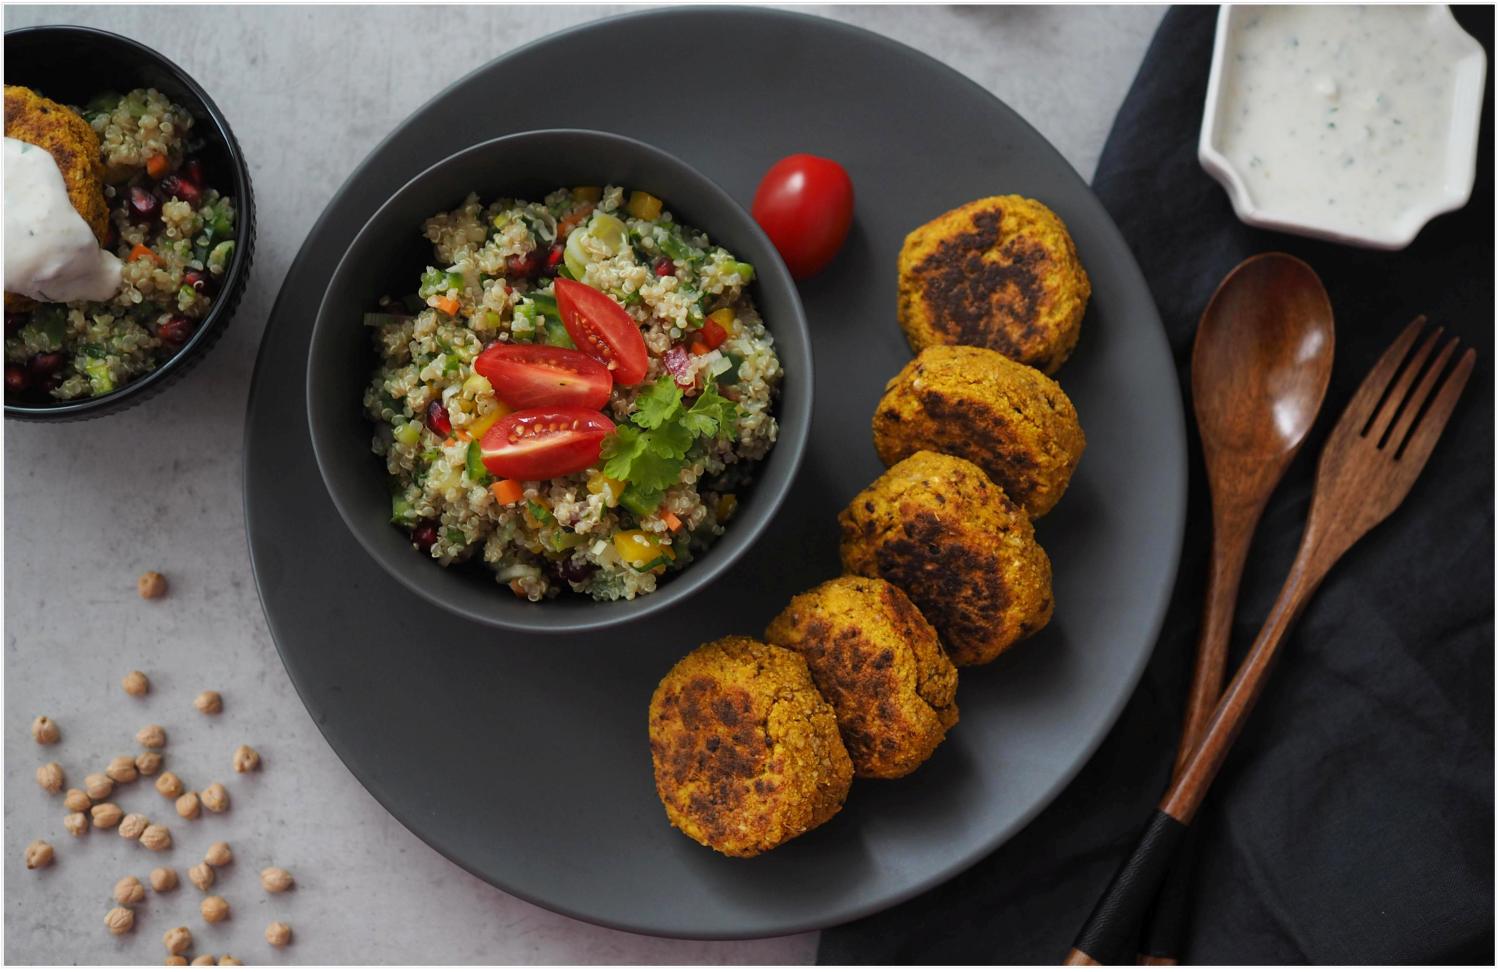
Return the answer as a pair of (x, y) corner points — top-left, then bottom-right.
(839, 451), (1053, 666)
(766, 576), (958, 779)
(873, 344), (1085, 517)
(897, 195), (1089, 374)
(649, 636), (853, 857)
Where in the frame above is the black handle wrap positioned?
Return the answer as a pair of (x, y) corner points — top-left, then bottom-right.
(1138, 820), (1203, 961)
(1071, 810), (1188, 963)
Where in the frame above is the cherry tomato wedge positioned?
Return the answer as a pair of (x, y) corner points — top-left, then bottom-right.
(750, 154), (854, 279)
(473, 343), (612, 410)
(478, 407), (615, 481)
(553, 279), (649, 386)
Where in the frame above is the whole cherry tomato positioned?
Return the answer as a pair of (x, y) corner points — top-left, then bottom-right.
(751, 154), (854, 279)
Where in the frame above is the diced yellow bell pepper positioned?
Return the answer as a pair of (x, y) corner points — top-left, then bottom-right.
(715, 494), (738, 522)
(587, 472), (626, 507)
(572, 186), (603, 203)
(467, 405), (508, 441)
(613, 530), (673, 568)
(462, 373), (493, 398)
(707, 307), (736, 333)
(626, 191), (663, 221)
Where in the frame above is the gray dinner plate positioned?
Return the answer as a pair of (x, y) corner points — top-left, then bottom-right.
(244, 7), (1186, 939)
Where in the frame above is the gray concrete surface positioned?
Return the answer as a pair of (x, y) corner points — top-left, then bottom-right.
(3, 4), (1165, 964)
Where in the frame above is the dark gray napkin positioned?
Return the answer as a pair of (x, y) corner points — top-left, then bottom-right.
(819, 6), (1493, 963)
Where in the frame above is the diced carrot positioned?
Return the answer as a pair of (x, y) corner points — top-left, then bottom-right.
(433, 296), (460, 317)
(128, 243), (161, 266)
(146, 154), (169, 179)
(661, 510), (683, 532)
(456, 429), (471, 442)
(443, 437), (455, 447)
(508, 579), (528, 598)
(491, 479), (525, 506)
(558, 202), (596, 238)
(689, 341), (709, 356)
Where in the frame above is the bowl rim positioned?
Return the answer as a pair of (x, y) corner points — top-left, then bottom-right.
(305, 127), (814, 635)
(1197, 4), (1488, 251)
(3, 23), (256, 418)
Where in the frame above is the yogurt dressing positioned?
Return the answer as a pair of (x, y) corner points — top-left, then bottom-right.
(1218, 6), (1459, 234)
(4, 136), (122, 303)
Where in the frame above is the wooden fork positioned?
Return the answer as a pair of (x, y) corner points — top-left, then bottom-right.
(1065, 317), (1477, 965)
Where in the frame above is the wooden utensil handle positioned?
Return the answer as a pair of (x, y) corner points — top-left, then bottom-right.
(1067, 812), (1190, 964)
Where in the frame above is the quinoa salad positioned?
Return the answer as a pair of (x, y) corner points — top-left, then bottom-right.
(363, 185), (782, 602)
(4, 87), (238, 401)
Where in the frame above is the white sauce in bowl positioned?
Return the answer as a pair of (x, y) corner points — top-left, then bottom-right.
(4, 136), (122, 303)
(1217, 6), (1462, 236)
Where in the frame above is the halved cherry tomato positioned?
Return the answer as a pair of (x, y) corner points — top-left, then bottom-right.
(553, 279), (649, 386)
(751, 154), (854, 279)
(479, 407), (615, 481)
(473, 344), (612, 410)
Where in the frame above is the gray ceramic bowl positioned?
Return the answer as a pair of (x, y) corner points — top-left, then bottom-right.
(306, 129), (812, 635)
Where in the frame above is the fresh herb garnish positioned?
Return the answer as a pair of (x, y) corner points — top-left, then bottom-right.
(600, 377), (740, 518)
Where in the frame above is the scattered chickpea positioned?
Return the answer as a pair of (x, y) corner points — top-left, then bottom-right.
(219, 957), (242, 966)
(156, 771), (184, 799)
(119, 813), (150, 840)
(140, 823), (172, 851)
(114, 875), (146, 905)
(231, 744), (260, 773)
(123, 670), (151, 696)
(265, 921), (292, 947)
(176, 791), (201, 819)
(85, 772), (114, 801)
(200, 895), (229, 924)
(104, 906), (135, 935)
(165, 959), (188, 967)
(91, 802), (124, 829)
(136, 751), (164, 776)
(35, 762), (64, 793)
(190, 957), (216, 967)
(204, 841), (232, 867)
(137, 724), (167, 748)
(25, 840), (54, 869)
(188, 862), (215, 891)
(194, 691), (223, 715)
(200, 783), (229, 813)
(150, 866), (178, 892)
(106, 755), (140, 783)
(260, 866), (294, 893)
(64, 812), (89, 836)
(138, 571), (168, 599)
(163, 926), (193, 955)
(31, 715), (60, 745)
(63, 787), (92, 812)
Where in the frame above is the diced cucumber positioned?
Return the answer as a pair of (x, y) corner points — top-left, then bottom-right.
(543, 319), (575, 349)
(83, 358), (114, 395)
(465, 440), (493, 486)
(390, 496), (418, 526)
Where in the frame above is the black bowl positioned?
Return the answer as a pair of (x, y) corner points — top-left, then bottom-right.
(4, 25), (255, 421)
(307, 129), (813, 634)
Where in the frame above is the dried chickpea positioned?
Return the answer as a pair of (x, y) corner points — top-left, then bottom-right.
(194, 691), (223, 715)
(165, 959), (188, 967)
(136, 751), (164, 776)
(140, 823), (172, 851)
(91, 802), (124, 829)
(231, 745), (260, 773)
(150, 866), (178, 892)
(64, 812), (89, 836)
(31, 715), (60, 745)
(188, 862), (215, 891)
(114, 875), (146, 905)
(176, 791), (201, 819)
(265, 921), (291, 947)
(260, 866), (294, 893)
(200, 782), (229, 813)
(25, 839), (54, 869)
(164, 926), (193, 955)
(104, 906), (135, 935)
(85, 772), (114, 800)
(119, 813), (150, 840)
(200, 895), (229, 923)
(63, 787), (92, 812)
(218, 958), (242, 966)
(138, 571), (167, 599)
(156, 771), (184, 799)
(190, 957), (216, 967)
(137, 724), (167, 748)
(123, 670), (150, 696)
(106, 755), (140, 783)
(35, 762), (64, 793)
(204, 841), (232, 867)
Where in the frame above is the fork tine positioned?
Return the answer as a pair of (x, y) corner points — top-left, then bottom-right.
(1386, 336), (1459, 452)
(1368, 323), (1441, 442)
(1395, 347), (1476, 469)
(1348, 316), (1427, 435)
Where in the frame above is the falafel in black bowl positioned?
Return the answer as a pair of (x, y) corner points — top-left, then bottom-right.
(4, 25), (254, 420)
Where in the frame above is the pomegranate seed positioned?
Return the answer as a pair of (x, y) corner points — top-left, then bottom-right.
(183, 270), (210, 294)
(28, 352), (64, 377)
(128, 186), (161, 222)
(159, 175), (201, 207)
(506, 250), (543, 279)
(548, 557), (596, 585)
(157, 316), (195, 347)
(181, 159), (205, 188)
(546, 245), (564, 272)
(5, 364), (29, 393)
(654, 257), (675, 277)
(412, 521), (439, 552)
(425, 399), (452, 437)
(663, 345), (696, 390)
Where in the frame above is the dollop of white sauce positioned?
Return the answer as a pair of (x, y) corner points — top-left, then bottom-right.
(4, 136), (122, 303)
(1220, 6), (1457, 233)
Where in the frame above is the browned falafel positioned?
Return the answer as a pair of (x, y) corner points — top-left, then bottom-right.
(897, 195), (1089, 374)
(648, 636), (853, 857)
(839, 451), (1053, 666)
(873, 344), (1086, 517)
(766, 576), (958, 779)
(4, 85), (109, 244)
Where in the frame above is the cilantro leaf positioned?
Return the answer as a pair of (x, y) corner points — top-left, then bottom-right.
(681, 384), (740, 439)
(600, 425), (648, 482)
(631, 377), (683, 429)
